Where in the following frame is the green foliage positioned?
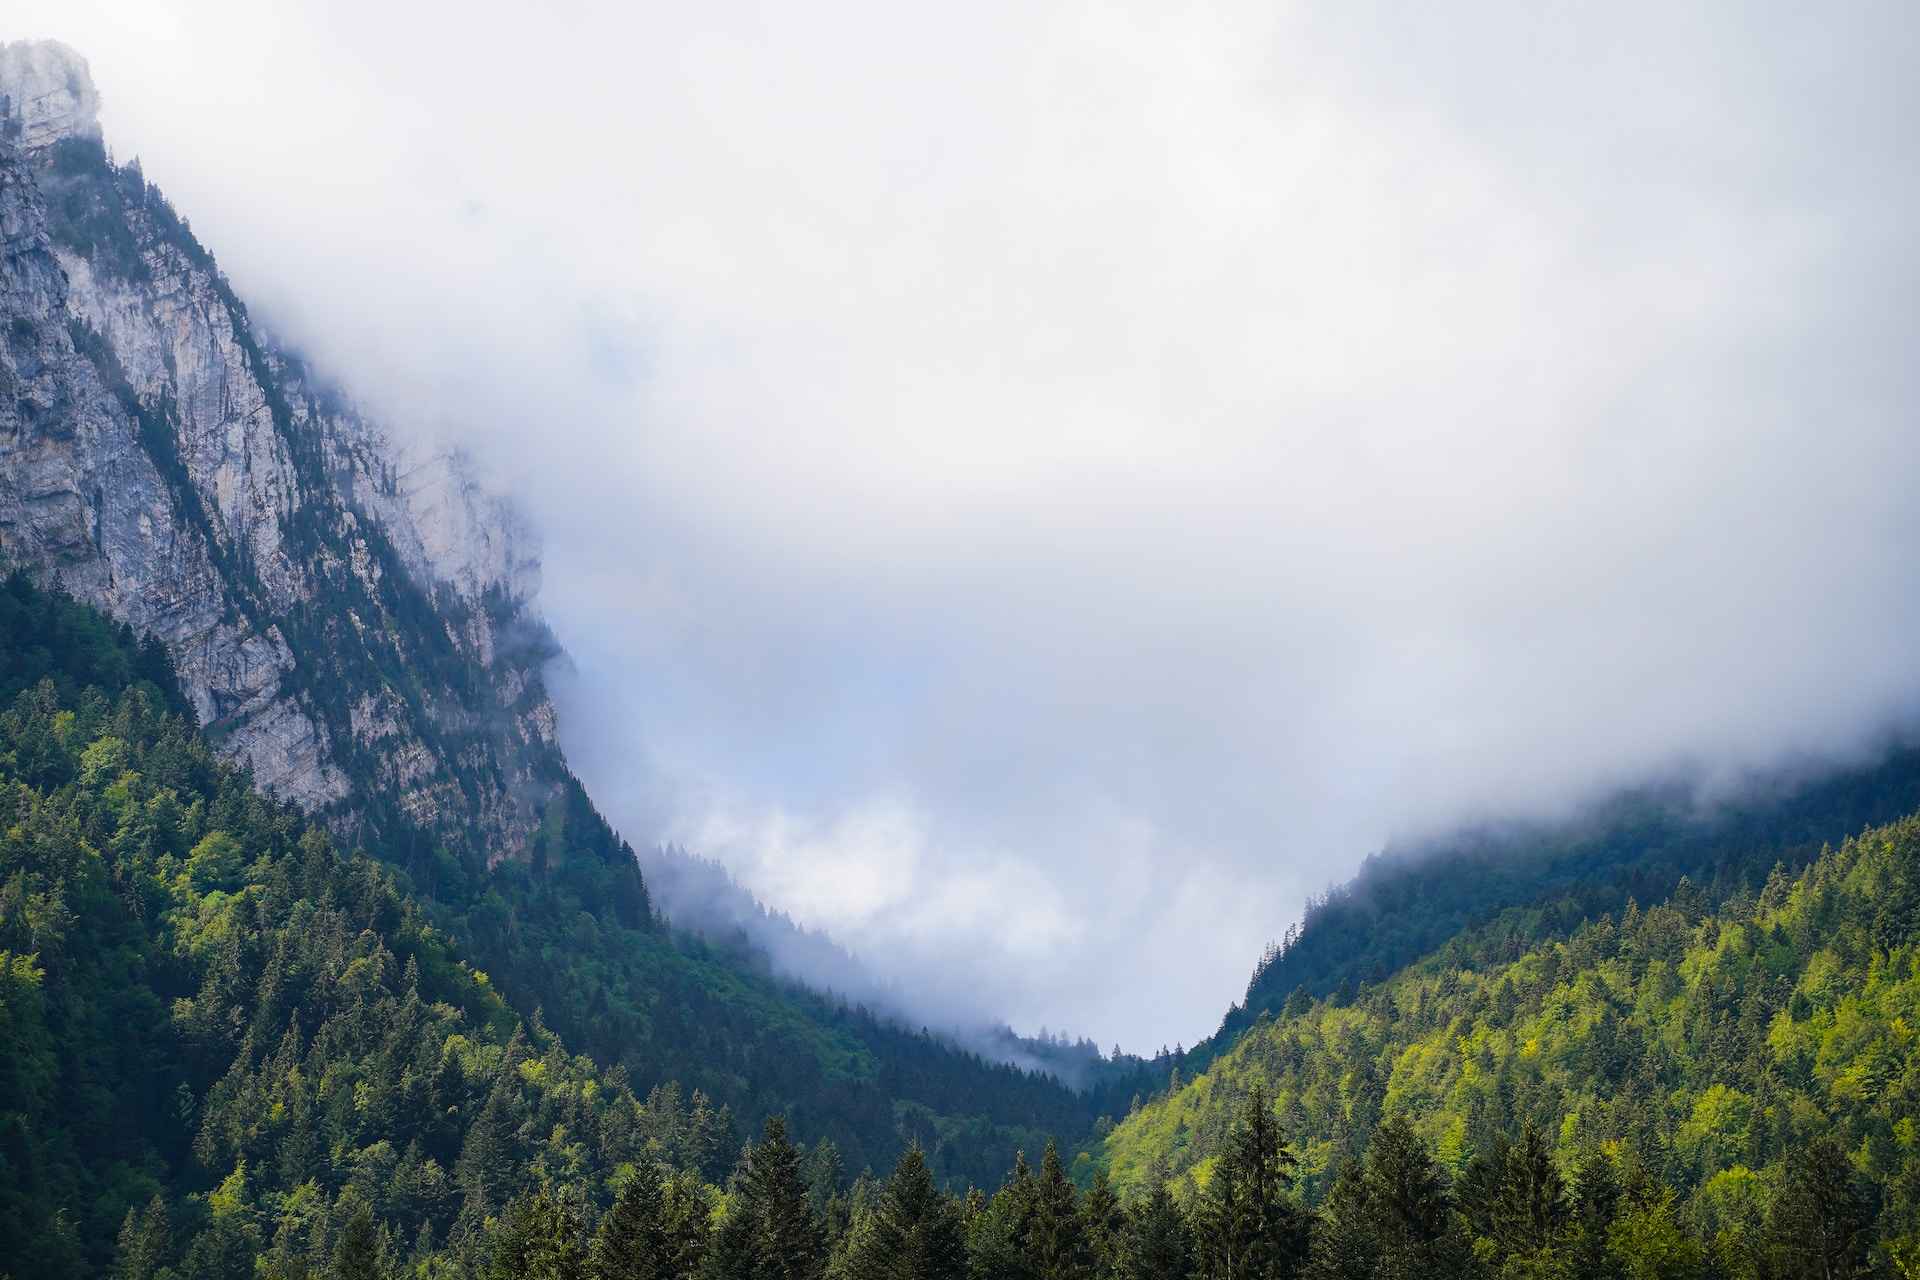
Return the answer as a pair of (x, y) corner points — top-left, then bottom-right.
(837, 1147), (967, 1280)
(1103, 811), (1920, 1271)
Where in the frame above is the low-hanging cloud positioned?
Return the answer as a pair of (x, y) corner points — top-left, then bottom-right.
(16, 0), (1920, 1050)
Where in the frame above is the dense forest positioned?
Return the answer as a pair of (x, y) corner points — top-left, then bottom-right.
(1097, 813), (1920, 1273)
(5, 573), (1919, 1277)
(21, 129), (1105, 1194)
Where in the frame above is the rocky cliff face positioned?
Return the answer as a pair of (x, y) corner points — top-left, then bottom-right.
(0, 40), (561, 857)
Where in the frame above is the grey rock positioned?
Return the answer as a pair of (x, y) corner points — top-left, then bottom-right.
(0, 41), (566, 854)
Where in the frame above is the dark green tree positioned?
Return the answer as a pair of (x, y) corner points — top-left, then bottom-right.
(1119, 1183), (1192, 1280)
(1028, 1141), (1090, 1280)
(747, 1115), (828, 1280)
(593, 1163), (672, 1280)
(842, 1146), (968, 1280)
(1080, 1167), (1126, 1276)
(1194, 1087), (1307, 1280)
(490, 1187), (587, 1280)
(331, 1198), (386, 1280)
(1765, 1138), (1874, 1280)
(113, 1196), (174, 1280)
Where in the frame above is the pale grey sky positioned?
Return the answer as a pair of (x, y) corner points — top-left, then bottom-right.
(14, 1), (1920, 1049)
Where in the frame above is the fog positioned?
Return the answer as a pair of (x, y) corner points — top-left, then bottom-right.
(12, 1), (1920, 1049)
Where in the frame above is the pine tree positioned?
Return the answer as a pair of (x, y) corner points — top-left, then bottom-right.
(1488, 1123), (1570, 1262)
(331, 1198), (385, 1280)
(1305, 1162), (1380, 1280)
(114, 1195), (173, 1280)
(967, 1152), (1039, 1280)
(1080, 1168), (1125, 1276)
(1120, 1183), (1192, 1280)
(593, 1162), (672, 1280)
(662, 1170), (714, 1278)
(1028, 1141), (1090, 1280)
(746, 1115), (827, 1280)
(1766, 1138), (1874, 1280)
(1194, 1086), (1306, 1280)
(841, 1146), (967, 1280)
(489, 1187), (588, 1280)
(1355, 1116), (1474, 1280)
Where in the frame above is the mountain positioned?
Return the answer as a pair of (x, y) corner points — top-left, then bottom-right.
(1, 39), (552, 846)
(0, 39), (1095, 1192)
(6, 34), (1920, 1280)
(1094, 804), (1920, 1263)
(5, 563), (1915, 1280)
(1070, 744), (1920, 1134)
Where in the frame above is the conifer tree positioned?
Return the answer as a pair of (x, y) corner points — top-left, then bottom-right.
(1373, 1116), (1475, 1279)
(331, 1199), (385, 1280)
(593, 1162), (672, 1280)
(1120, 1183), (1193, 1280)
(1028, 1141), (1090, 1280)
(842, 1146), (967, 1280)
(967, 1152), (1039, 1280)
(662, 1170), (714, 1278)
(114, 1195), (173, 1280)
(1305, 1162), (1380, 1280)
(747, 1115), (828, 1280)
(1766, 1138), (1874, 1280)
(1195, 1086), (1306, 1280)
(1488, 1123), (1570, 1262)
(489, 1187), (588, 1280)
(1079, 1168), (1126, 1276)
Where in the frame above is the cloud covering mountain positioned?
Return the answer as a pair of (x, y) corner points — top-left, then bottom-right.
(15, 0), (1919, 1047)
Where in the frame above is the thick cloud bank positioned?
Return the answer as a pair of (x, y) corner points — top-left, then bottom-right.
(16, 1), (1920, 1048)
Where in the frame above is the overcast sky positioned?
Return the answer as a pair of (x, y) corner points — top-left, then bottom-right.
(13, 1), (1920, 1049)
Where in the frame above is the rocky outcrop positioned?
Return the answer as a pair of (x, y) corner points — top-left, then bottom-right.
(0, 40), (562, 854)
(0, 40), (100, 151)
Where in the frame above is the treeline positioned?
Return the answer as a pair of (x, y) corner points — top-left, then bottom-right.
(246, 1087), (1883, 1279)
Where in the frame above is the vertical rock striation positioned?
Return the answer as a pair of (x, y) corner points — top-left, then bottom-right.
(0, 39), (562, 857)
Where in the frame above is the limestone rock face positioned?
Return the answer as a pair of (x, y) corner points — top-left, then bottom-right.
(0, 42), (563, 853)
(0, 41), (100, 151)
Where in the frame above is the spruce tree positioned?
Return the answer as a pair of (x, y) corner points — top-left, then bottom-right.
(746, 1115), (827, 1280)
(330, 1199), (385, 1280)
(1194, 1086), (1306, 1279)
(1305, 1162), (1380, 1280)
(114, 1196), (174, 1280)
(593, 1162), (672, 1280)
(1359, 1116), (1475, 1280)
(1028, 1141), (1090, 1280)
(1120, 1183), (1193, 1280)
(1080, 1168), (1126, 1276)
(842, 1146), (968, 1280)
(489, 1187), (588, 1280)
(966, 1152), (1039, 1280)
(1766, 1138), (1874, 1280)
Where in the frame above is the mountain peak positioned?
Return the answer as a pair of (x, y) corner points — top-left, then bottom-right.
(0, 40), (101, 151)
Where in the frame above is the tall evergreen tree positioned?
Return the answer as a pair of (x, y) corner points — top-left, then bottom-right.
(331, 1198), (386, 1280)
(593, 1162), (673, 1280)
(746, 1115), (828, 1280)
(1028, 1141), (1090, 1280)
(113, 1196), (174, 1280)
(1194, 1087), (1307, 1280)
(842, 1146), (968, 1280)
(1766, 1138), (1875, 1280)
(1080, 1168), (1126, 1277)
(489, 1187), (587, 1280)
(1120, 1183), (1192, 1280)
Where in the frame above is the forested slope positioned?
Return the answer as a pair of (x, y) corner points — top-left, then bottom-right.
(0, 574), (1075, 1279)
(1099, 799), (1920, 1266)
(0, 47), (1102, 1201)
